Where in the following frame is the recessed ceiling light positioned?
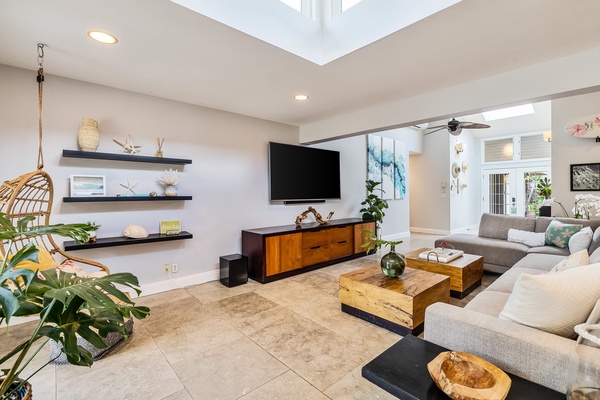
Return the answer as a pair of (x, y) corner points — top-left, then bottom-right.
(482, 104), (534, 121)
(294, 94), (309, 101)
(87, 30), (118, 44)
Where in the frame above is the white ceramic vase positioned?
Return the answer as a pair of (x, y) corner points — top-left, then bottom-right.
(78, 118), (99, 152)
(165, 186), (178, 197)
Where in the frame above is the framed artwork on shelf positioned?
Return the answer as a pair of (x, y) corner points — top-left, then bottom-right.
(70, 175), (106, 197)
(570, 163), (600, 191)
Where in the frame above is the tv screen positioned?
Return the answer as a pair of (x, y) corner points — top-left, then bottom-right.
(269, 142), (341, 202)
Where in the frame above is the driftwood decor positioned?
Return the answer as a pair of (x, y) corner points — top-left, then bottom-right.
(427, 351), (511, 400)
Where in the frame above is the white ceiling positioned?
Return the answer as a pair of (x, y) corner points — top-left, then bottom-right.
(1, 0), (600, 127)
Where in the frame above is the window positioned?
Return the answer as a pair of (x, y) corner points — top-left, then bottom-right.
(280, 0), (302, 12)
(521, 134), (551, 160)
(484, 138), (514, 163)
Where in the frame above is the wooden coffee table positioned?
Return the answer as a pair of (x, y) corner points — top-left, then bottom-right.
(339, 264), (450, 336)
(404, 248), (483, 299)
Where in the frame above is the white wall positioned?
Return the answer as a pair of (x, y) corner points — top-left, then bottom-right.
(409, 129), (450, 234)
(0, 64), (412, 295)
(551, 91), (600, 217)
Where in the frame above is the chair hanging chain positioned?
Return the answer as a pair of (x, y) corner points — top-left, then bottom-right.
(37, 43), (45, 170)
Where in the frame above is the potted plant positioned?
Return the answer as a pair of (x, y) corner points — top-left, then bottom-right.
(359, 180), (389, 226)
(86, 221), (101, 243)
(0, 213), (150, 399)
(361, 229), (405, 278)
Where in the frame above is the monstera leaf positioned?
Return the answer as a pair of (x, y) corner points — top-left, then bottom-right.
(0, 244), (39, 323)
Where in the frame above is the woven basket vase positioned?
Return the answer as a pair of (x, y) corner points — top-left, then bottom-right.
(77, 118), (99, 152)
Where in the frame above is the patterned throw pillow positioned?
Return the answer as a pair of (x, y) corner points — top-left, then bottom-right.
(544, 219), (583, 249)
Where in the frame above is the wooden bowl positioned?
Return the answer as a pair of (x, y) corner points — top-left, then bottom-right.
(427, 351), (511, 400)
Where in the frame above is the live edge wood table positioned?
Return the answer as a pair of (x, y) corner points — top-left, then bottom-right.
(362, 335), (564, 400)
(339, 265), (450, 336)
(404, 248), (483, 299)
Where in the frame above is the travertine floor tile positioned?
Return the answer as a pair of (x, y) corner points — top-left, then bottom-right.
(185, 279), (261, 304)
(139, 296), (209, 337)
(172, 336), (288, 400)
(208, 291), (279, 322)
(240, 370), (329, 400)
(135, 288), (193, 308)
(161, 389), (194, 400)
(323, 365), (396, 399)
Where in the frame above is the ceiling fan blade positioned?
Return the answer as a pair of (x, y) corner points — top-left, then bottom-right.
(459, 122), (490, 129)
(424, 127), (446, 135)
(426, 124), (448, 130)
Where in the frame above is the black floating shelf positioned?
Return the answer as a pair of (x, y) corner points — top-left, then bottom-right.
(63, 196), (192, 203)
(64, 231), (193, 251)
(62, 149), (192, 165)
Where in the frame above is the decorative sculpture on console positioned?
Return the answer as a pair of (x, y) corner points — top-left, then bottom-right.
(295, 206), (334, 228)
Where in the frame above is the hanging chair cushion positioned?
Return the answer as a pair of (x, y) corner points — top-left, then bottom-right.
(10, 248), (58, 271)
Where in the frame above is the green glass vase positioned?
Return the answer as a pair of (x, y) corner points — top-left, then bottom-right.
(380, 245), (405, 278)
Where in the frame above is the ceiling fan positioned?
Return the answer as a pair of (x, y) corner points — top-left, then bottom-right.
(425, 118), (490, 136)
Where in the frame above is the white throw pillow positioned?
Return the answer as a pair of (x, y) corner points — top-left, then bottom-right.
(499, 263), (600, 338)
(591, 247), (600, 264)
(569, 226), (593, 254)
(507, 229), (545, 247)
(550, 249), (590, 272)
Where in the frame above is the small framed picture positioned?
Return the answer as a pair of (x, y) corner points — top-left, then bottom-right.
(571, 163), (600, 191)
(70, 175), (106, 197)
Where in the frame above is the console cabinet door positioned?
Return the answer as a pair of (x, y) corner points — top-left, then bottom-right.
(354, 222), (376, 254)
(265, 233), (302, 276)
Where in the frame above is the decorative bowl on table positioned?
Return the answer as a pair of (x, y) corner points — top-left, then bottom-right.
(427, 351), (511, 400)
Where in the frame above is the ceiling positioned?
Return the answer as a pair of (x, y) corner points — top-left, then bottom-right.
(1, 0), (600, 127)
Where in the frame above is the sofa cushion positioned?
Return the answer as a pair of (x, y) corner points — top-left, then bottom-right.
(544, 219), (583, 249)
(512, 253), (568, 271)
(435, 234), (529, 269)
(499, 263), (600, 338)
(569, 227), (593, 254)
(550, 249), (590, 272)
(507, 229), (545, 247)
(526, 245), (570, 256)
(464, 290), (511, 317)
(485, 267), (547, 293)
(535, 216), (600, 233)
(478, 213), (535, 240)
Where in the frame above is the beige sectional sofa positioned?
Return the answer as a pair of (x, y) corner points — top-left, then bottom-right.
(425, 214), (600, 393)
(434, 213), (600, 273)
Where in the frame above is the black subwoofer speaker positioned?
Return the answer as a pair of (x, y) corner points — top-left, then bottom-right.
(219, 253), (248, 287)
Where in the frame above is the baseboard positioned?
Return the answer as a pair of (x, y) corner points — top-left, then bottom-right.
(380, 231), (411, 241)
(136, 270), (220, 298)
(409, 227), (450, 235)
(450, 224), (479, 235)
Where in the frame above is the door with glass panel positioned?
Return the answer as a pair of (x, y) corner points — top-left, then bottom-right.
(483, 169), (516, 215)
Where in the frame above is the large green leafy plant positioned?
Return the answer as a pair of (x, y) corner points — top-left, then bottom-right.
(0, 213), (150, 399)
(359, 180), (389, 225)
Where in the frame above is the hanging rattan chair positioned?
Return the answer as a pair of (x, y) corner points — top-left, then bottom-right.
(0, 170), (108, 273)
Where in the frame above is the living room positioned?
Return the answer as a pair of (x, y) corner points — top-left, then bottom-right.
(2, 1), (600, 399)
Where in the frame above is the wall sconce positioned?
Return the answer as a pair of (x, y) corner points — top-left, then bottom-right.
(543, 131), (552, 142)
(455, 141), (465, 154)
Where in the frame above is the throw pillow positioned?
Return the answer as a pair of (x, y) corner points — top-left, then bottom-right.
(591, 247), (600, 264)
(11, 248), (58, 271)
(544, 219), (583, 249)
(499, 263), (600, 338)
(507, 229), (545, 247)
(550, 249), (590, 272)
(569, 226), (593, 254)
(578, 299), (600, 347)
(588, 228), (600, 256)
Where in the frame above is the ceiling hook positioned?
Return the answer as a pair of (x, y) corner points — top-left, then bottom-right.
(37, 43), (45, 68)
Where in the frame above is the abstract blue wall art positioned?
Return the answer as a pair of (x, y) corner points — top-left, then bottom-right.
(367, 135), (382, 183)
(394, 141), (406, 199)
(381, 137), (395, 200)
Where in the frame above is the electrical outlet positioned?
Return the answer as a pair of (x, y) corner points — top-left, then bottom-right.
(171, 263), (179, 273)
(163, 264), (170, 274)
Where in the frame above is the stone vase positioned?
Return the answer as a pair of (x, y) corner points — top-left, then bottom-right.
(164, 185), (178, 197)
(78, 118), (99, 152)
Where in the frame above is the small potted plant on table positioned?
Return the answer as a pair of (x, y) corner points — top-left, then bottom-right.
(361, 229), (405, 278)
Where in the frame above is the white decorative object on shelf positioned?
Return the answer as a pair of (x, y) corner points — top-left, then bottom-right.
(157, 169), (181, 196)
(119, 180), (138, 195)
(113, 135), (141, 155)
(123, 225), (148, 239)
(78, 117), (99, 152)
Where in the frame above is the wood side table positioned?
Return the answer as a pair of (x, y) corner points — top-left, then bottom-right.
(404, 248), (483, 299)
(362, 335), (564, 400)
(339, 265), (450, 336)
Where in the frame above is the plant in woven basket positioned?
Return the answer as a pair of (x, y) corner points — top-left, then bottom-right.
(0, 213), (150, 400)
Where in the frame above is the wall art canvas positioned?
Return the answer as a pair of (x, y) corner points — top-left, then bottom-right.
(367, 135), (382, 183)
(366, 134), (406, 200)
(571, 163), (600, 191)
(70, 175), (106, 197)
(394, 141), (406, 199)
(381, 137), (395, 200)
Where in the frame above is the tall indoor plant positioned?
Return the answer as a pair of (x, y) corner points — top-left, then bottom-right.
(360, 180), (389, 226)
(0, 213), (150, 399)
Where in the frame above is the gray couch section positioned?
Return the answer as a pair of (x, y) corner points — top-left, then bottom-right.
(435, 214), (600, 273)
(425, 253), (600, 393)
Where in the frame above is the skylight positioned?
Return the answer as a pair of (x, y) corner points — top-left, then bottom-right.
(170, 0), (462, 65)
(482, 104), (535, 121)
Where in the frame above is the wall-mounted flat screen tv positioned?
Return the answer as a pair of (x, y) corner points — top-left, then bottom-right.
(269, 142), (341, 202)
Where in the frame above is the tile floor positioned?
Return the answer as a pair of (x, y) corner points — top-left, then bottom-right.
(0, 234), (497, 399)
